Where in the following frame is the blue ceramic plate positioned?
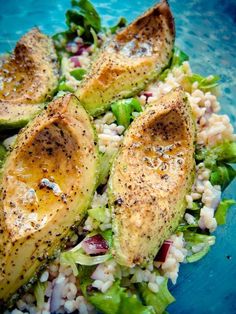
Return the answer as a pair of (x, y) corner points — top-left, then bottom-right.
(0, 1), (235, 313)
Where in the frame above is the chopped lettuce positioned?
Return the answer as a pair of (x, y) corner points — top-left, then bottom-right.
(60, 233), (112, 274)
(186, 245), (210, 263)
(53, 0), (101, 50)
(66, 0), (101, 41)
(159, 47), (189, 81)
(111, 98), (142, 129)
(90, 27), (99, 50)
(210, 164), (236, 190)
(110, 17), (127, 34)
(119, 293), (155, 314)
(196, 142), (236, 168)
(34, 281), (47, 309)
(71, 0), (101, 32)
(196, 142), (236, 190)
(88, 281), (123, 314)
(171, 47), (189, 67)
(60, 250), (80, 276)
(191, 201), (201, 211)
(88, 206), (107, 222)
(187, 73), (220, 92)
(79, 263), (171, 314)
(57, 77), (75, 92)
(184, 232), (215, 245)
(176, 223), (198, 232)
(184, 232), (215, 263)
(70, 68), (87, 80)
(98, 149), (117, 185)
(0, 144), (7, 168)
(61, 247), (111, 268)
(177, 202), (201, 232)
(53, 0), (126, 54)
(100, 229), (113, 248)
(215, 199), (236, 225)
(138, 278), (175, 314)
(82, 279), (155, 314)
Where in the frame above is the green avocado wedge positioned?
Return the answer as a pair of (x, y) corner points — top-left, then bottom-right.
(76, 0), (175, 116)
(0, 94), (99, 305)
(0, 28), (59, 130)
(108, 89), (195, 267)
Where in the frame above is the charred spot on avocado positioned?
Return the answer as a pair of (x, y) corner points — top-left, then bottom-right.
(0, 28), (59, 130)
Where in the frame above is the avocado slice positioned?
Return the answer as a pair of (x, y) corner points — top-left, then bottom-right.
(0, 94), (99, 304)
(108, 89), (195, 266)
(76, 0), (175, 116)
(0, 28), (59, 130)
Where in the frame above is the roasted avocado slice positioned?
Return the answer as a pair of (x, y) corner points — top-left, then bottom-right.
(0, 28), (59, 130)
(108, 89), (195, 267)
(76, 0), (175, 116)
(0, 94), (98, 304)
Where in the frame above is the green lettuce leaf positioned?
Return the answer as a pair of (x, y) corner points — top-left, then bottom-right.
(110, 17), (127, 34)
(100, 229), (113, 248)
(53, 0), (102, 49)
(71, 0), (101, 32)
(187, 73), (220, 92)
(210, 164), (236, 190)
(88, 281), (124, 314)
(186, 245), (210, 263)
(57, 76), (75, 92)
(0, 144), (7, 168)
(34, 281), (47, 309)
(192, 202), (201, 211)
(176, 223), (198, 232)
(97, 149), (117, 185)
(70, 68), (87, 80)
(119, 292), (155, 314)
(196, 142), (236, 189)
(196, 142), (236, 168)
(171, 47), (189, 67)
(60, 232), (112, 274)
(111, 98), (142, 129)
(215, 199), (236, 225)
(159, 47), (189, 81)
(184, 232), (215, 263)
(82, 279), (154, 314)
(61, 246), (111, 268)
(138, 278), (175, 314)
(88, 206), (107, 222)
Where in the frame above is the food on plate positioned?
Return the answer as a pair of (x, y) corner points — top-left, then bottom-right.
(0, 0), (235, 313)
(109, 89), (195, 266)
(0, 29), (59, 130)
(77, 0), (174, 116)
(0, 94), (98, 305)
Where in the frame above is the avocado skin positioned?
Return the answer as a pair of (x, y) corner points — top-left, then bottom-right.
(0, 94), (99, 305)
(108, 89), (195, 267)
(76, 0), (175, 117)
(0, 28), (59, 130)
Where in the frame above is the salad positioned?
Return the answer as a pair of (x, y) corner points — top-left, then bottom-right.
(0, 0), (235, 313)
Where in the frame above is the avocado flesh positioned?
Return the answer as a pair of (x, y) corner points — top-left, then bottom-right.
(76, 0), (175, 116)
(0, 28), (59, 129)
(0, 94), (98, 303)
(108, 89), (195, 267)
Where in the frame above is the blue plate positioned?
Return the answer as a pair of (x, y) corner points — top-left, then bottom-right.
(0, 0), (235, 313)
